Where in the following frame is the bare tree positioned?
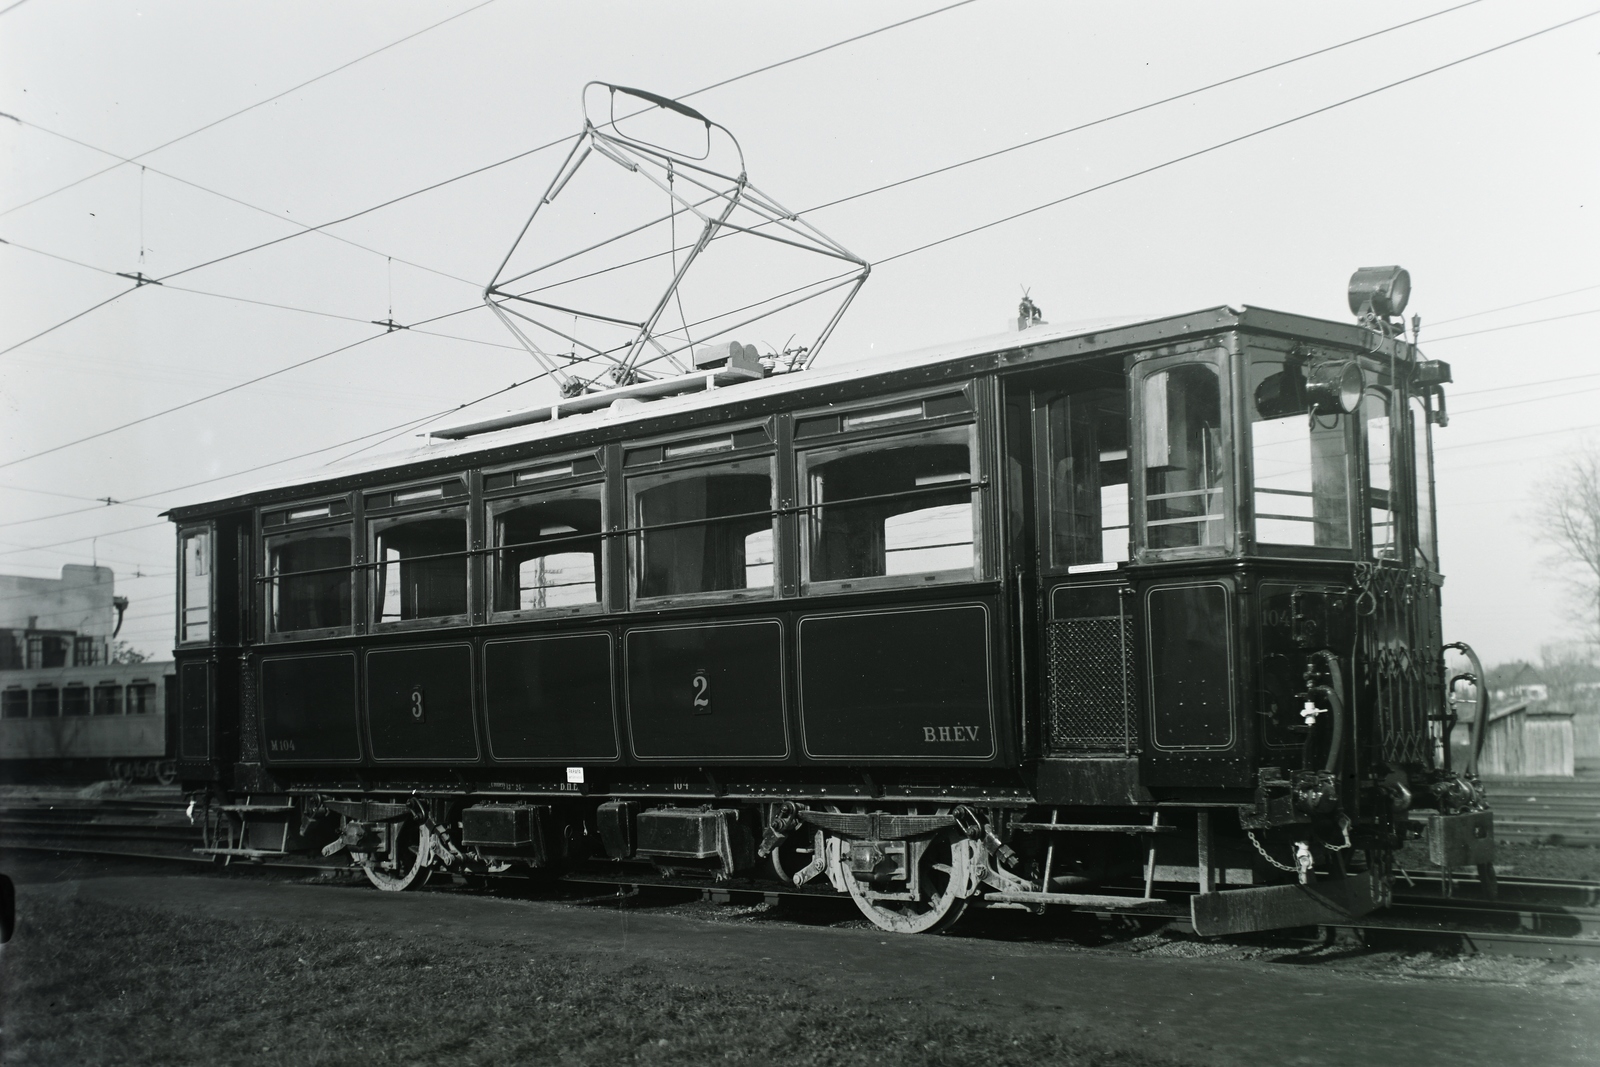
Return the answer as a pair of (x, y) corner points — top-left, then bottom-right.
(1535, 444), (1600, 647)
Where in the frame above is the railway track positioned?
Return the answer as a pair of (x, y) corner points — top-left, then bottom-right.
(5, 793), (1599, 960)
(1482, 778), (1600, 846)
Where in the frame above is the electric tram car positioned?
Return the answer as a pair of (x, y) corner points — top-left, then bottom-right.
(165, 266), (1495, 934)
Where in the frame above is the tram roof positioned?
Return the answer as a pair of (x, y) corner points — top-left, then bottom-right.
(167, 303), (1400, 519)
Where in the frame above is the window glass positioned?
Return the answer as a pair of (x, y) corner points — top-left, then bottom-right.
(267, 531), (352, 634)
(179, 528), (212, 643)
(93, 683), (122, 716)
(1411, 396), (1437, 568)
(74, 636), (100, 666)
(33, 634), (68, 669)
(1141, 364), (1226, 551)
(1046, 388), (1128, 567)
(374, 514), (469, 622)
(1364, 392), (1398, 558)
(1, 689), (26, 719)
(62, 685), (89, 717)
(803, 426), (976, 584)
(1248, 355), (1352, 549)
(631, 459), (773, 599)
(127, 682), (157, 715)
(32, 686), (59, 718)
(492, 485), (603, 613)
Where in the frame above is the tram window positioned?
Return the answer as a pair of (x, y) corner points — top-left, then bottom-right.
(373, 514), (469, 622)
(32, 686), (59, 718)
(62, 685), (89, 717)
(630, 459), (774, 599)
(1045, 388), (1128, 567)
(179, 528), (213, 643)
(1364, 392), (1398, 558)
(93, 683), (123, 716)
(491, 486), (603, 613)
(127, 682), (157, 715)
(1141, 364), (1226, 551)
(1, 689), (26, 719)
(1412, 396), (1437, 567)
(1248, 354), (1352, 550)
(266, 531), (352, 634)
(801, 426), (976, 585)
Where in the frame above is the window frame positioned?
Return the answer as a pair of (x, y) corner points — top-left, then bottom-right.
(368, 497), (474, 632)
(623, 420), (778, 609)
(261, 513), (358, 643)
(484, 473), (607, 623)
(176, 523), (215, 647)
(1410, 392), (1439, 571)
(1361, 383), (1403, 561)
(1130, 350), (1236, 562)
(795, 419), (984, 595)
(1243, 346), (1360, 561)
(93, 682), (123, 716)
(1032, 377), (1131, 576)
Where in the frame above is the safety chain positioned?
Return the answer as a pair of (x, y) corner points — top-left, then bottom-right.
(1247, 830), (1298, 872)
(1324, 813), (1354, 852)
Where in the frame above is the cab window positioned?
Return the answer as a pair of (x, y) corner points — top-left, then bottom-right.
(1364, 391), (1398, 558)
(1411, 395), (1437, 568)
(1139, 362), (1227, 553)
(1044, 387), (1128, 568)
(1248, 353), (1353, 551)
(178, 527), (213, 643)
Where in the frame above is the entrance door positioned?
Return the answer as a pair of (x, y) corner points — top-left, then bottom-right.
(1009, 368), (1138, 757)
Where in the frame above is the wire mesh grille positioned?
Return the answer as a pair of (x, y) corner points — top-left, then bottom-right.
(1046, 615), (1134, 752)
(238, 661), (260, 763)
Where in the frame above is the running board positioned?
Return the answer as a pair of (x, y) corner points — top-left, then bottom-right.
(981, 891), (1164, 909)
(1190, 874), (1378, 936)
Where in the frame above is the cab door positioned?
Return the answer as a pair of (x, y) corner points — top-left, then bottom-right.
(1009, 367), (1138, 760)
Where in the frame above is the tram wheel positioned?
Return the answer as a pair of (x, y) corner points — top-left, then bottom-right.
(842, 831), (970, 935)
(361, 821), (432, 892)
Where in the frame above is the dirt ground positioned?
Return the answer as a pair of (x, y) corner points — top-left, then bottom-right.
(2, 853), (1597, 1067)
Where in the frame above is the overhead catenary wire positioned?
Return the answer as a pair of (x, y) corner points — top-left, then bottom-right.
(3, 6), (1594, 558)
(0, 1), (986, 412)
(1421, 306), (1600, 344)
(0, 236), (523, 353)
(0, 0), (506, 218)
(0, 112), (483, 289)
(875, 8), (1600, 267)
(144, 0), (985, 287)
(503, 1), (1530, 305)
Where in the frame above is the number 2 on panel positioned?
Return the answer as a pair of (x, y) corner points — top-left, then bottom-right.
(691, 671), (710, 713)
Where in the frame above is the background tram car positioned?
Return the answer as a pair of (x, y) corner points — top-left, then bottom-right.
(0, 565), (177, 785)
(167, 266), (1495, 935)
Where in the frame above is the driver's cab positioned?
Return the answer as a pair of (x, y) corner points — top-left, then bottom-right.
(1008, 294), (1444, 797)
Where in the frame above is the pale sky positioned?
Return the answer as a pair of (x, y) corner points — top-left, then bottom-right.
(2, 0), (1597, 662)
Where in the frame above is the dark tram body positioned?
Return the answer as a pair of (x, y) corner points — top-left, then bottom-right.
(166, 273), (1494, 933)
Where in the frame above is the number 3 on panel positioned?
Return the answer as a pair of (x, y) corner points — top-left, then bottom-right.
(410, 686), (425, 722)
